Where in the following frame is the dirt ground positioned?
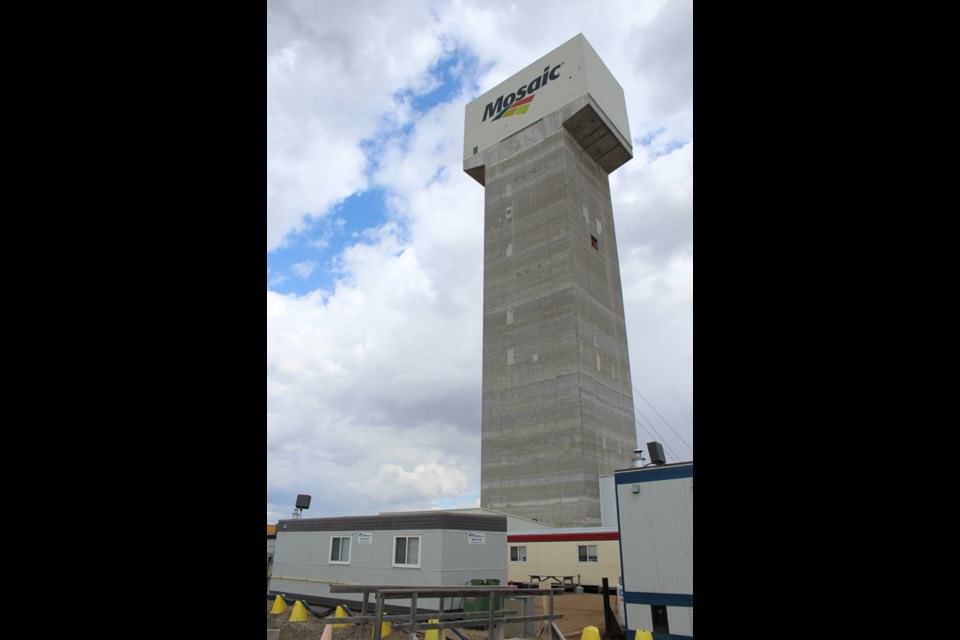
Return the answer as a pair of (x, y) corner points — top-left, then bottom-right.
(267, 593), (621, 640)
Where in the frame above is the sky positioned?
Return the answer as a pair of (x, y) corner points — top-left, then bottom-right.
(267, 0), (692, 524)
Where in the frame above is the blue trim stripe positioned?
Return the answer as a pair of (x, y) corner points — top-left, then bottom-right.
(615, 464), (693, 485)
(624, 591), (693, 607)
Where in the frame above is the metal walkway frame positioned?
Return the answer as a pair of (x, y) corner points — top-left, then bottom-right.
(328, 584), (567, 640)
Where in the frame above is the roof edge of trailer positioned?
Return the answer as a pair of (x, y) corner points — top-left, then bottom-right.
(277, 512), (508, 533)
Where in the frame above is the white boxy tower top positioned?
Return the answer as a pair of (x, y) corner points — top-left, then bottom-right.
(463, 33), (632, 182)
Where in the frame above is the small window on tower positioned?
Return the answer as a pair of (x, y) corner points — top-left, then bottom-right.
(591, 235), (599, 250)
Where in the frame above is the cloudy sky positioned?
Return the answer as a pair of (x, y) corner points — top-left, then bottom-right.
(267, 0), (692, 523)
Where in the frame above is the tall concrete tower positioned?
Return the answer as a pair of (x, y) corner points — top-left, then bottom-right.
(463, 34), (638, 527)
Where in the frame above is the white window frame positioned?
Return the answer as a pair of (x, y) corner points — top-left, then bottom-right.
(393, 535), (422, 568)
(578, 544), (598, 563)
(510, 545), (527, 563)
(329, 535), (351, 564)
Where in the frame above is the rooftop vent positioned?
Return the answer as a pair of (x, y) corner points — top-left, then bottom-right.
(646, 442), (666, 466)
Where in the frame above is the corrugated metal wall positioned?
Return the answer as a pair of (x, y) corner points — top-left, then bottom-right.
(618, 475), (693, 595)
(616, 464), (693, 638)
(625, 604), (652, 634)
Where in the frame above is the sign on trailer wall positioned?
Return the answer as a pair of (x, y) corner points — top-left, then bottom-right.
(468, 532), (486, 545)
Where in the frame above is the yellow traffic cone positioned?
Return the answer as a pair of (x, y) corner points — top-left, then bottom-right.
(369, 621), (391, 638)
(289, 600), (309, 622)
(333, 605), (350, 628)
(270, 595), (288, 614)
(581, 626), (600, 640)
(424, 619), (440, 640)
(321, 624), (334, 640)
(635, 631), (653, 640)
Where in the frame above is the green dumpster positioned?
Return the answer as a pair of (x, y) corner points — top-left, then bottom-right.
(463, 578), (501, 614)
(486, 578), (501, 611)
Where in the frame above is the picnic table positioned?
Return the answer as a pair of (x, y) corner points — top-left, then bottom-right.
(528, 575), (577, 587)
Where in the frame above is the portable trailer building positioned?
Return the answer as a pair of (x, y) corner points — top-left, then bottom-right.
(506, 527), (620, 591)
(267, 524), (277, 587)
(615, 462), (693, 639)
(269, 512), (507, 610)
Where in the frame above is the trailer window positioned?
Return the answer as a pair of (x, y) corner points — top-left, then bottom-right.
(578, 544), (598, 562)
(329, 536), (351, 564)
(510, 545), (527, 562)
(393, 536), (421, 568)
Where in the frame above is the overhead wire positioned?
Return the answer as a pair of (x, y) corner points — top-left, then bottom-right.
(633, 403), (681, 462)
(633, 414), (660, 448)
(628, 384), (691, 463)
(633, 385), (693, 455)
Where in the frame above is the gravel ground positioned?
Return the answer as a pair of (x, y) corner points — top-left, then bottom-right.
(267, 594), (622, 640)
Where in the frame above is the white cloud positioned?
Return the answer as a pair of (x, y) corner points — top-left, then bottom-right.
(291, 260), (319, 279)
(267, 0), (455, 251)
(614, 142), (694, 458)
(355, 462), (469, 504)
(267, 0), (692, 520)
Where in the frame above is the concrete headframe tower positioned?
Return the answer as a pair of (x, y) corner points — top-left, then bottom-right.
(463, 34), (638, 527)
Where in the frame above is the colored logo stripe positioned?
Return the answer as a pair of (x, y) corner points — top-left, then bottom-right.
(492, 94), (535, 121)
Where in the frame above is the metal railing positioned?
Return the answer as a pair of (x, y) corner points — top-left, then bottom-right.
(327, 584), (566, 640)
